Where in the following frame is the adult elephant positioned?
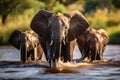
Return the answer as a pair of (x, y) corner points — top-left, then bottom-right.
(30, 10), (89, 67)
(9, 30), (43, 62)
(77, 28), (109, 61)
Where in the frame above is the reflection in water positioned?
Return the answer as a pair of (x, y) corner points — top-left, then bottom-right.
(0, 45), (120, 80)
(44, 68), (79, 73)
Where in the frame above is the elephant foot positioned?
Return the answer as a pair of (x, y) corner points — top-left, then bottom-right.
(75, 57), (87, 63)
(22, 60), (27, 63)
(49, 59), (66, 68)
(83, 57), (91, 62)
(49, 59), (58, 68)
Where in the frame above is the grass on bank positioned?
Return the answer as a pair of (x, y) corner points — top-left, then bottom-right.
(0, 10), (32, 45)
(105, 25), (120, 44)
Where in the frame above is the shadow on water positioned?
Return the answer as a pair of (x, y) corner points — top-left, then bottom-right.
(44, 68), (79, 74)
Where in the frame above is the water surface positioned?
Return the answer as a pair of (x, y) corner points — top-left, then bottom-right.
(0, 45), (120, 80)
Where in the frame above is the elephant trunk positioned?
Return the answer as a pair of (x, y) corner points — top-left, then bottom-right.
(49, 31), (63, 68)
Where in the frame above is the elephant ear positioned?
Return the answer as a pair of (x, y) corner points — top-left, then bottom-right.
(30, 9), (53, 37)
(8, 30), (22, 50)
(64, 10), (89, 42)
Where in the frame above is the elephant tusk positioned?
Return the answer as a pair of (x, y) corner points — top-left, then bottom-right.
(63, 39), (66, 45)
(50, 40), (53, 46)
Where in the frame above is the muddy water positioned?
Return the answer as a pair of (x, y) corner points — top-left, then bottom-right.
(0, 45), (120, 80)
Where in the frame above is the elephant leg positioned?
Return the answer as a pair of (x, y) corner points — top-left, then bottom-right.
(91, 52), (95, 61)
(36, 45), (43, 60)
(77, 45), (87, 61)
(69, 40), (76, 62)
(100, 47), (105, 60)
(34, 47), (38, 60)
(39, 38), (48, 61)
(61, 50), (64, 61)
(20, 49), (27, 62)
(90, 47), (96, 60)
(96, 53), (100, 60)
(25, 50), (33, 62)
(20, 51), (23, 62)
(96, 50), (103, 60)
(41, 45), (48, 60)
(62, 41), (75, 63)
(98, 45), (105, 60)
(62, 43), (70, 62)
(95, 43), (102, 60)
(30, 50), (35, 61)
(100, 53), (103, 60)
(77, 41), (89, 61)
(81, 50), (86, 60)
(84, 48), (91, 60)
(87, 50), (91, 61)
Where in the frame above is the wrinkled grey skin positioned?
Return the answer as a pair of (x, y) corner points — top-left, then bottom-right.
(77, 28), (109, 61)
(9, 30), (43, 62)
(30, 10), (89, 67)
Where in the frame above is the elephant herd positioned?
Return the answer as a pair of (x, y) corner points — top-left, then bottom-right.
(9, 10), (109, 68)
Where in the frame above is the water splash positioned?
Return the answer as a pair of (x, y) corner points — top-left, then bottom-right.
(55, 60), (94, 68)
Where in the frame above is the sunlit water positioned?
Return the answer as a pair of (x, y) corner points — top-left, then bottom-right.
(0, 45), (120, 80)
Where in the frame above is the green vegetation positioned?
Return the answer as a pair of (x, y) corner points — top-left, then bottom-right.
(106, 26), (120, 44)
(0, 0), (120, 45)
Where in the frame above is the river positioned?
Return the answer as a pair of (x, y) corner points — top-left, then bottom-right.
(0, 45), (120, 80)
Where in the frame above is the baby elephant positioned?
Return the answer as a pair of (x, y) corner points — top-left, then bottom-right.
(9, 30), (43, 62)
(77, 28), (109, 61)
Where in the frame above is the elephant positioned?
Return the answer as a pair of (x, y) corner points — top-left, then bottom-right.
(77, 28), (109, 61)
(8, 30), (43, 62)
(30, 10), (89, 67)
